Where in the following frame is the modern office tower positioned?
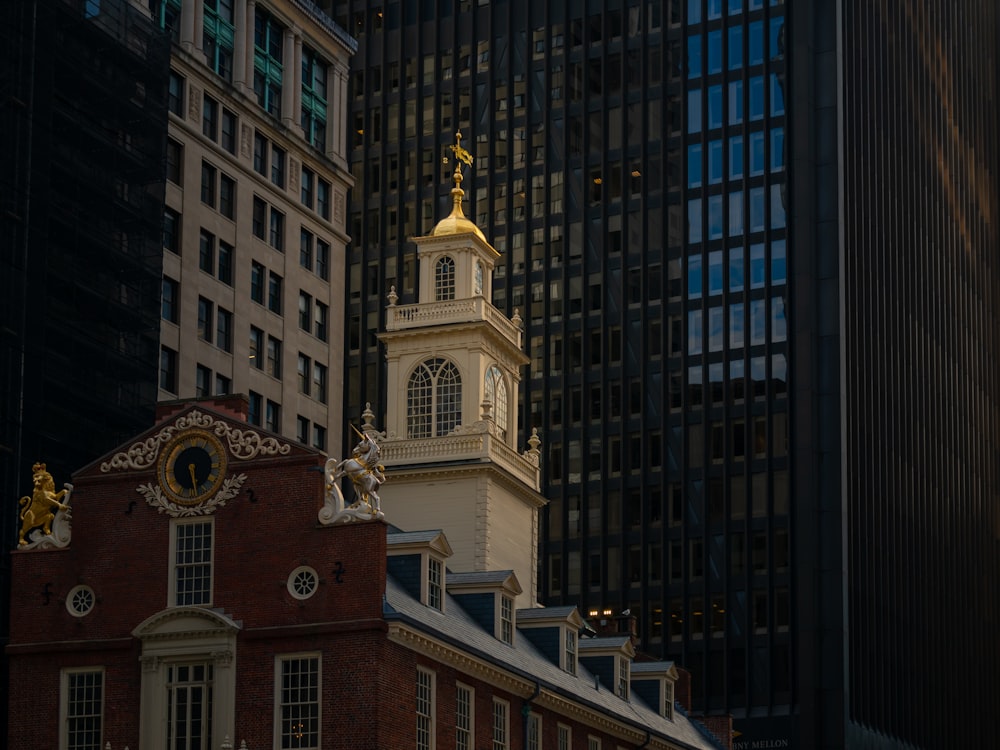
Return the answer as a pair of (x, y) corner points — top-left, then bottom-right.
(339, 0), (999, 748)
(0, 0), (169, 734)
(155, 0), (355, 452)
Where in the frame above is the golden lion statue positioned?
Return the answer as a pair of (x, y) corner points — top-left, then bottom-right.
(19, 462), (70, 547)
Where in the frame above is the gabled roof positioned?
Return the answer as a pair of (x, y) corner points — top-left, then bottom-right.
(447, 570), (523, 596)
(383, 575), (721, 750)
(386, 529), (454, 558)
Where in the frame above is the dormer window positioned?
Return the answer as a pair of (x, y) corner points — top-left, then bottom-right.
(434, 255), (456, 300)
(564, 628), (577, 675)
(499, 595), (514, 645)
(427, 556), (443, 610)
(617, 656), (630, 699)
(407, 358), (462, 438)
(664, 679), (674, 721)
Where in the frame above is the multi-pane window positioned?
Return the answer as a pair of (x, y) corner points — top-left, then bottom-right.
(316, 179), (331, 220)
(162, 276), (179, 323)
(455, 684), (473, 750)
(215, 374), (231, 396)
(173, 520), (213, 606)
(434, 256), (456, 300)
(492, 699), (508, 750)
(301, 166), (315, 208)
(219, 175), (235, 219)
(301, 46), (328, 150)
(254, 133), (268, 176)
(484, 366), (508, 440)
(314, 302), (328, 341)
(588, 737), (601, 750)
(160, 346), (178, 393)
(254, 8), (284, 117)
(427, 557), (442, 610)
(564, 628), (577, 674)
(253, 196), (267, 239)
(202, 94), (218, 139)
(203, 0), (235, 81)
(271, 144), (286, 188)
(296, 415), (309, 443)
(558, 725), (571, 750)
(164, 208), (180, 253)
(298, 354), (311, 395)
(278, 656), (320, 750)
(300, 229), (314, 269)
(248, 390), (262, 425)
(269, 207), (285, 251)
(312, 425), (326, 451)
(63, 669), (103, 750)
(166, 664), (213, 750)
(315, 239), (330, 280)
(416, 669), (434, 750)
(499, 595), (513, 644)
(221, 109), (237, 153)
(617, 657), (630, 699)
(527, 714), (541, 750)
(251, 261), (265, 303)
(407, 358), (462, 438)
(299, 291), (312, 331)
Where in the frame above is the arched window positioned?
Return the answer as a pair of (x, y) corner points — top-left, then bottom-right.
(484, 365), (509, 440)
(408, 358), (462, 438)
(435, 256), (456, 301)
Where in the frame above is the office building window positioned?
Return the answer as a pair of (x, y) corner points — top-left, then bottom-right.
(215, 374), (231, 396)
(62, 669), (103, 750)
(216, 308), (232, 352)
(416, 668), (435, 750)
(312, 424), (326, 451)
(167, 69), (184, 115)
(265, 399), (280, 432)
(172, 519), (213, 606)
(266, 336), (282, 378)
(218, 241), (233, 285)
(203, 0), (234, 81)
(248, 390), (262, 425)
(202, 94), (219, 139)
(316, 179), (331, 220)
(269, 207), (285, 251)
(221, 109), (237, 153)
(201, 161), (217, 207)
(314, 302), (328, 342)
(298, 354), (311, 395)
(313, 362), (327, 403)
(253, 196), (267, 239)
(251, 261), (265, 303)
(195, 364), (212, 397)
(277, 655), (320, 750)
(199, 230), (215, 273)
(254, 8), (284, 117)
(271, 144), (286, 188)
(249, 326), (263, 369)
(300, 229), (314, 269)
(166, 138), (182, 183)
(299, 292), (312, 331)
(296, 415), (309, 443)
(268, 272), (283, 314)
(163, 208), (180, 254)
(162, 277), (179, 323)
(219, 174), (235, 219)
(197, 297), (213, 343)
(407, 358), (461, 438)
(301, 46), (328, 150)
(315, 240), (330, 280)
(160, 346), (178, 393)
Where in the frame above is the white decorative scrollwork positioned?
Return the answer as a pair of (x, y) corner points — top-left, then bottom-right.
(101, 410), (291, 472)
(138, 473), (248, 517)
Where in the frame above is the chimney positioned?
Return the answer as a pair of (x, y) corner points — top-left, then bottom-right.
(586, 610), (638, 644)
(674, 666), (692, 712)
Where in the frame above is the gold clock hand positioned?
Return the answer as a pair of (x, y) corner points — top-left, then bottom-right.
(188, 462), (197, 489)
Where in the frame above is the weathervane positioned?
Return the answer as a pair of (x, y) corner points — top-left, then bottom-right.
(450, 130), (474, 169)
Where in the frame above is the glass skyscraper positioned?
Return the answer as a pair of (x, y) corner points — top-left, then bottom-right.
(336, 0), (1000, 747)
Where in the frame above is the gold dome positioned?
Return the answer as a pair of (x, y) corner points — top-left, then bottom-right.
(430, 130), (488, 243)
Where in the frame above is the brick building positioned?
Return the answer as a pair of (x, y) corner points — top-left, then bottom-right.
(7, 396), (724, 750)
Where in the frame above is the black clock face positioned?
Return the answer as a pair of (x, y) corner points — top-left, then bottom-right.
(159, 431), (227, 505)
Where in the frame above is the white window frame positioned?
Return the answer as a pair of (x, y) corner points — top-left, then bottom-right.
(455, 682), (474, 750)
(166, 661), (214, 750)
(588, 736), (602, 750)
(416, 667), (436, 750)
(498, 594), (514, 645)
(169, 517), (214, 607)
(275, 653), (321, 750)
(617, 656), (630, 699)
(664, 678), (675, 720)
(426, 555), (444, 611)
(527, 712), (542, 750)
(563, 626), (577, 674)
(61, 668), (104, 750)
(557, 723), (571, 750)
(492, 698), (509, 750)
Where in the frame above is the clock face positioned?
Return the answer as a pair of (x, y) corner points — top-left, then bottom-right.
(158, 430), (227, 506)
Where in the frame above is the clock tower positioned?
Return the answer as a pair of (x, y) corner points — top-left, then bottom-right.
(373, 133), (544, 606)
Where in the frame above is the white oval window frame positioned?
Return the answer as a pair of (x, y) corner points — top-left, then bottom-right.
(286, 566), (319, 600)
(66, 585), (96, 618)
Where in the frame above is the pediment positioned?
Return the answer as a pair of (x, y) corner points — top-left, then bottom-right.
(132, 606), (242, 642)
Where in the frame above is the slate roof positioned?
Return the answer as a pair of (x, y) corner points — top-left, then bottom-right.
(383, 575), (722, 750)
